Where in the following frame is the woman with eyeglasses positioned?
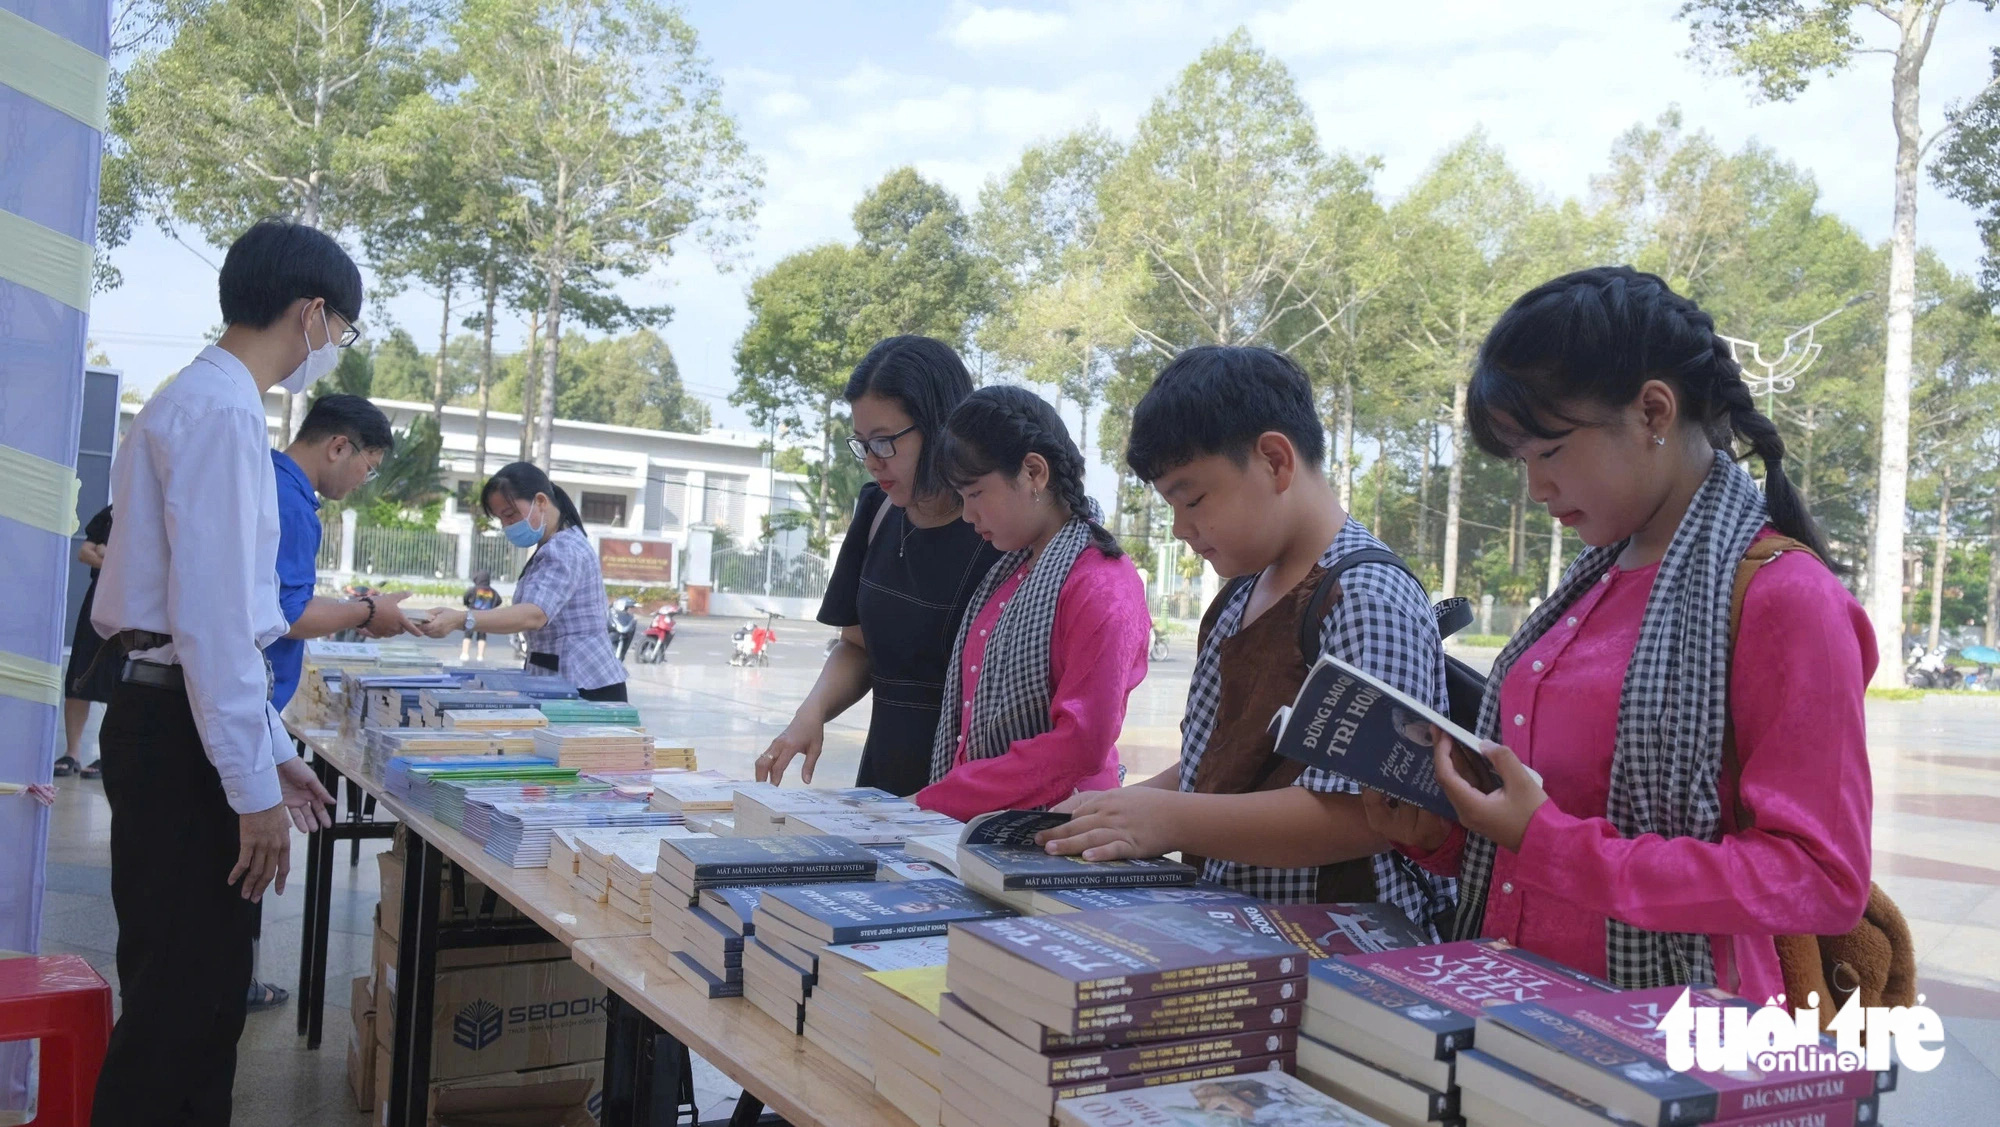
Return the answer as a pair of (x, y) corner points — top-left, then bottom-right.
(757, 336), (1003, 796)
(418, 462), (629, 701)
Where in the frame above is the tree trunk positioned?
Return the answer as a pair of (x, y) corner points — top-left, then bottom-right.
(1508, 464), (1525, 574)
(1442, 378), (1469, 597)
(534, 260), (566, 470)
(1928, 474), (1950, 651)
(1415, 425), (1432, 562)
(432, 276), (454, 424)
(520, 309), (541, 462)
(1986, 498), (1999, 648)
(1547, 514), (1563, 598)
(816, 395), (835, 547)
(1371, 428), (1387, 533)
(476, 259), (497, 481)
(1338, 374), (1355, 509)
(1868, 6), (1935, 686)
(285, 180), (326, 444)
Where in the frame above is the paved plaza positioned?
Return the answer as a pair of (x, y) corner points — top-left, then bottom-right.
(37, 614), (2000, 1123)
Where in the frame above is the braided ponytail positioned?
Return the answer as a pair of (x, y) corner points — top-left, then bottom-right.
(1467, 265), (1835, 566)
(940, 385), (1124, 559)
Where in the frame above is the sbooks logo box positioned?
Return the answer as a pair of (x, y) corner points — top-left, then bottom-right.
(451, 994), (608, 1053)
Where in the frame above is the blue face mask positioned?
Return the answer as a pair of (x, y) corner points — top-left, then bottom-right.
(502, 505), (545, 548)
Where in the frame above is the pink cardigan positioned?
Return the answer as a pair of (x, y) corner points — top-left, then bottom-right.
(914, 546), (1149, 821)
(1407, 536), (1876, 1000)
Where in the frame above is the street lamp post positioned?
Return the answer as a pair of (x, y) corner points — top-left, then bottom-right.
(1718, 292), (1874, 417)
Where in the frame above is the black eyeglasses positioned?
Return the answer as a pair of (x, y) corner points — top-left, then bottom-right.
(334, 319), (362, 349)
(847, 423), (919, 462)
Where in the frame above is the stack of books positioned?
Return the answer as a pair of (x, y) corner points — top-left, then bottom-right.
(947, 811), (1200, 913)
(443, 706), (549, 731)
(649, 774), (745, 817)
(655, 885), (763, 999)
(747, 881), (1012, 1042)
(361, 729), (538, 778)
(651, 738), (697, 771)
(532, 726), (652, 771)
(382, 756), (566, 802)
(862, 844), (954, 881)
(783, 807), (964, 844)
(482, 801), (683, 868)
(1456, 983), (1887, 1127)
(441, 779), (614, 832)
(574, 829), (711, 921)
(866, 963), (952, 1126)
(537, 698), (642, 727)
(730, 784), (914, 836)
(346, 674), (463, 738)
(1301, 939), (1612, 1127)
(938, 906), (1312, 1127)
(416, 688), (525, 726)
(807, 935), (954, 1081)
(1051, 1070), (1392, 1127)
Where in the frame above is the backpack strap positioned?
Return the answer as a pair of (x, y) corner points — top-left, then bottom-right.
(1296, 548), (1423, 664)
(1718, 535), (1813, 833)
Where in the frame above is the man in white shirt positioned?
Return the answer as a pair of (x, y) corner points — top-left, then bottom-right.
(89, 217), (351, 1126)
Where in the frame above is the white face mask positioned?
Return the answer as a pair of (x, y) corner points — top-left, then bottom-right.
(279, 306), (341, 395)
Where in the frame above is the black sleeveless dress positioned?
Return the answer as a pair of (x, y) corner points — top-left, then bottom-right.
(818, 484), (1001, 796)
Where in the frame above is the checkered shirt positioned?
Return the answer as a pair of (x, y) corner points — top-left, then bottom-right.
(514, 526), (625, 691)
(1177, 518), (1455, 934)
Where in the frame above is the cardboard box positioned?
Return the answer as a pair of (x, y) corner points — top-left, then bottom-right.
(352, 974), (379, 1111)
(376, 1058), (604, 1127)
(372, 925), (570, 1050)
(379, 851), (523, 943)
(376, 954), (606, 1080)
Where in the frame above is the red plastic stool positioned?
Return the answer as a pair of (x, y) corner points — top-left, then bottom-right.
(0, 954), (112, 1126)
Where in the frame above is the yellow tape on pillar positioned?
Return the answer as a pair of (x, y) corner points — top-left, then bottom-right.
(0, 8), (110, 131)
(0, 208), (93, 313)
(0, 650), (62, 707)
(0, 443), (81, 537)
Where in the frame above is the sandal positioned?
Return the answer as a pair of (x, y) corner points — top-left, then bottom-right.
(53, 756), (78, 778)
(80, 760), (102, 781)
(246, 980), (290, 1011)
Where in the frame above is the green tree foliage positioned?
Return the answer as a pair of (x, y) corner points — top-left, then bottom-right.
(850, 168), (994, 346)
(1934, 47), (2000, 295)
(451, 0), (760, 468)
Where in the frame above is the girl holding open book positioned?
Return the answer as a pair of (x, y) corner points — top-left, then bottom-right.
(1365, 267), (1875, 1003)
(913, 386), (1150, 821)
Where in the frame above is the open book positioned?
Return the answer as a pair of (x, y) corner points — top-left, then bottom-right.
(903, 809), (1196, 908)
(1268, 654), (1531, 820)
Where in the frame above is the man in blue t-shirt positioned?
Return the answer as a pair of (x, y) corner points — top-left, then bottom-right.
(266, 394), (418, 711)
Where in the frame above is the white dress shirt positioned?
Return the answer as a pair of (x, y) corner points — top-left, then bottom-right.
(93, 345), (295, 814)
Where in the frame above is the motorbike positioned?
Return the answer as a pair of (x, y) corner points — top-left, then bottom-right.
(1149, 622), (1170, 663)
(730, 611), (778, 667)
(638, 605), (678, 663)
(1905, 644), (1952, 690)
(608, 598), (639, 662)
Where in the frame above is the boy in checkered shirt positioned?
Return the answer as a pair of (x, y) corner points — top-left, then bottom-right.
(1040, 345), (1455, 934)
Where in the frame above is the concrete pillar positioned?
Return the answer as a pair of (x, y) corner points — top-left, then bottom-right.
(456, 528), (474, 580)
(1478, 593), (1494, 636)
(685, 470), (708, 526)
(684, 523), (715, 615)
(339, 509), (358, 575)
(1199, 557), (1221, 610)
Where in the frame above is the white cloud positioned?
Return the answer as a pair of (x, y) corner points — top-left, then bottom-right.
(944, 5), (1071, 49)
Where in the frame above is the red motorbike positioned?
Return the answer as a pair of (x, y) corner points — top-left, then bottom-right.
(638, 604), (678, 663)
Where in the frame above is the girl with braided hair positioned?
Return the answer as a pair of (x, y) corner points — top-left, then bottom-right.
(1365, 266), (1875, 999)
(913, 385), (1150, 820)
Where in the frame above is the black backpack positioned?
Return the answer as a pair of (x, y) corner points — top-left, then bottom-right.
(1224, 547), (1488, 734)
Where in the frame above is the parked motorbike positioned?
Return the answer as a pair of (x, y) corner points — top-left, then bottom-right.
(639, 605), (678, 663)
(608, 597), (638, 662)
(1905, 644), (1952, 689)
(730, 611), (778, 667)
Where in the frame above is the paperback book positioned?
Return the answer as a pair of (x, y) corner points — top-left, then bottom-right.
(1052, 1068), (1391, 1127)
(757, 879), (1014, 944)
(1207, 902), (1430, 959)
(948, 977), (1308, 1052)
(1453, 1049), (1880, 1127)
(1307, 938), (1612, 1063)
(951, 810), (1199, 896)
(658, 835), (878, 884)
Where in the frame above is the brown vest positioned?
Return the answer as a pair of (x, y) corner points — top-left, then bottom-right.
(1185, 566), (1377, 903)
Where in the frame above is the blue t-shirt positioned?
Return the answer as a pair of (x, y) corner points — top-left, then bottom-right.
(266, 450), (321, 709)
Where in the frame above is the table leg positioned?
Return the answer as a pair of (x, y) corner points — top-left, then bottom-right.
(295, 742), (323, 1037)
(389, 833), (443, 1127)
(305, 785), (338, 1050)
(600, 992), (644, 1127)
(347, 777), (365, 866)
(726, 1093), (772, 1127)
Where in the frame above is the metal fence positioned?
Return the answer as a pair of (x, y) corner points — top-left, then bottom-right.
(317, 513), (343, 572)
(470, 534), (531, 583)
(352, 525), (458, 580)
(713, 546), (831, 600)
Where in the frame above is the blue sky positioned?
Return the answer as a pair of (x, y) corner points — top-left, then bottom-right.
(92, 0), (2000, 450)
